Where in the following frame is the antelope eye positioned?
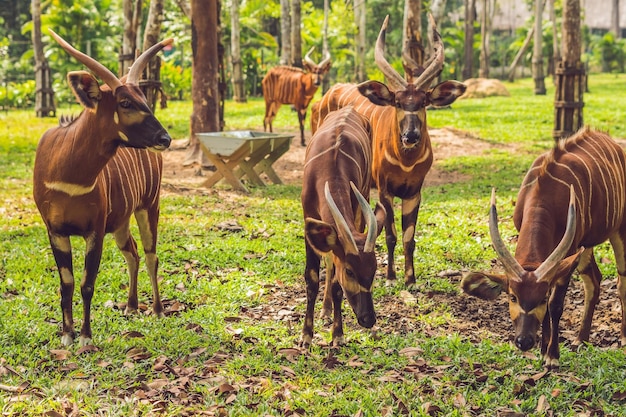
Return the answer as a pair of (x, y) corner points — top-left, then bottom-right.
(119, 99), (132, 109)
(345, 269), (355, 278)
(509, 294), (518, 303)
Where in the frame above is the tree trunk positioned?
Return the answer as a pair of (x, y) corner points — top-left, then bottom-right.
(291, 0), (302, 68)
(32, 0), (55, 117)
(431, 0), (448, 24)
(612, 0), (620, 39)
(553, 0), (584, 140)
(280, 0), (291, 65)
(175, 0), (191, 18)
(231, 0), (246, 102)
(507, 27), (533, 82)
(532, 0), (546, 94)
(185, 0), (220, 167)
(403, 0), (424, 69)
(354, 0), (366, 82)
(462, 0), (475, 80)
(322, 0), (330, 93)
(549, 0), (560, 78)
(478, 0), (490, 78)
(142, 0), (165, 111)
(121, 0), (142, 77)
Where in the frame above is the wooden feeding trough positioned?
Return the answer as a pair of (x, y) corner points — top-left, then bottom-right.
(197, 130), (294, 193)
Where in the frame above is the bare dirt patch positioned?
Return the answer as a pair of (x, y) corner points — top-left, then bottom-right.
(160, 127), (496, 192)
(161, 128), (624, 351)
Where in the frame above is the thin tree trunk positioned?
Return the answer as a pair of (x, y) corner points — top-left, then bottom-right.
(532, 0), (546, 94)
(185, 0), (220, 167)
(121, 0), (142, 77)
(175, 0), (190, 18)
(231, 0), (246, 102)
(612, 0), (620, 39)
(322, 0), (330, 93)
(553, 0), (584, 139)
(355, 0), (366, 82)
(32, 0), (55, 117)
(507, 26), (534, 82)
(280, 0), (291, 65)
(478, 0), (490, 78)
(142, 0), (166, 111)
(291, 0), (302, 68)
(462, 0), (475, 80)
(550, 0), (560, 78)
(403, 0), (423, 69)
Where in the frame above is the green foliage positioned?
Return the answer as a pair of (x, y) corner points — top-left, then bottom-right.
(588, 32), (626, 73)
(0, 79), (36, 109)
(160, 60), (192, 101)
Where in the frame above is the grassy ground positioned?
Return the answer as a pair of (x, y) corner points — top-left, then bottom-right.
(1, 75), (626, 416)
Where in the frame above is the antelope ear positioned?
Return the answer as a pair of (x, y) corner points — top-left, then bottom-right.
(67, 71), (102, 110)
(357, 80), (395, 106)
(427, 80), (466, 107)
(305, 218), (343, 256)
(461, 271), (508, 300)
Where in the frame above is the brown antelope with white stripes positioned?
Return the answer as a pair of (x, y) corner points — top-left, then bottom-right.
(33, 30), (172, 346)
(301, 105), (385, 347)
(311, 15), (466, 286)
(262, 47), (331, 146)
(461, 127), (626, 368)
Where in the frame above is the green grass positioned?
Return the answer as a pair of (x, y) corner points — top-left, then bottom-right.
(1, 74), (626, 416)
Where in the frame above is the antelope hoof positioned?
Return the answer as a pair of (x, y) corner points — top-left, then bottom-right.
(61, 334), (74, 347)
(124, 305), (139, 316)
(319, 307), (332, 322)
(543, 354), (560, 370)
(331, 335), (346, 347)
(299, 334), (312, 349)
(79, 335), (93, 347)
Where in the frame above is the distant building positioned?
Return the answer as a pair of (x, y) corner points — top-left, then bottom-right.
(490, 0), (622, 34)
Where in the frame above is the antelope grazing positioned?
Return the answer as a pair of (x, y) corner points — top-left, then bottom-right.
(311, 15), (466, 285)
(33, 30), (172, 346)
(262, 47), (331, 146)
(301, 105), (385, 347)
(461, 127), (626, 368)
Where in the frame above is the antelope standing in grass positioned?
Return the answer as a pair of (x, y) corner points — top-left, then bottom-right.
(33, 30), (172, 346)
(461, 127), (626, 368)
(301, 105), (385, 347)
(263, 47), (331, 146)
(311, 15), (466, 285)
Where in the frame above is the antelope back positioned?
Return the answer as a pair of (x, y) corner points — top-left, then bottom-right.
(262, 66), (315, 107)
(304, 105), (372, 195)
(516, 127), (626, 251)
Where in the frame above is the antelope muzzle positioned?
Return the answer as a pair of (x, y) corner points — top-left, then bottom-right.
(346, 291), (376, 328)
(513, 313), (541, 351)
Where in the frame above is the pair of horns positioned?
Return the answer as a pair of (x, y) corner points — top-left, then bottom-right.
(374, 14), (444, 91)
(324, 181), (378, 254)
(489, 185), (577, 281)
(48, 29), (173, 93)
(304, 46), (331, 69)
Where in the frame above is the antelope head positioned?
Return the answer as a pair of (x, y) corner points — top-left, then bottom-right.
(303, 47), (332, 87)
(462, 186), (583, 351)
(49, 29), (173, 151)
(357, 15), (466, 149)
